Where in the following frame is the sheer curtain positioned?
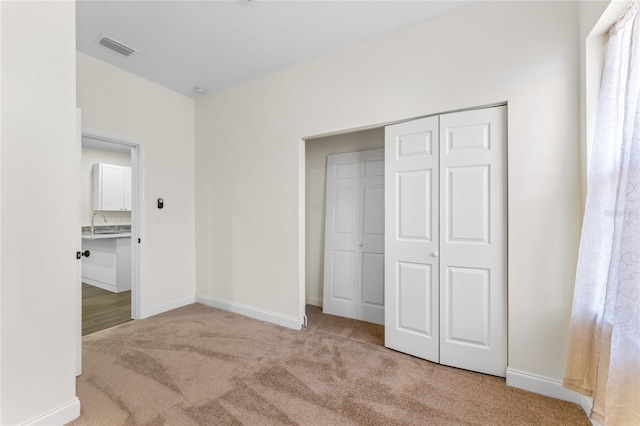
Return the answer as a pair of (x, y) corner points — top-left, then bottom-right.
(564, 2), (640, 425)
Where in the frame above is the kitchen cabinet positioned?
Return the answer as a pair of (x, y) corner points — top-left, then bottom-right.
(81, 237), (131, 293)
(93, 163), (131, 211)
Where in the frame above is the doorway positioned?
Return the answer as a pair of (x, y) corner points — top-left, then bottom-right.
(304, 128), (385, 337)
(80, 132), (142, 336)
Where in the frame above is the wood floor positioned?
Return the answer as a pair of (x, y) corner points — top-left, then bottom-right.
(82, 283), (132, 336)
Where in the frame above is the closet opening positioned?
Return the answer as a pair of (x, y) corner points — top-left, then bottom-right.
(300, 103), (508, 377)
(304, 127), (386, 345)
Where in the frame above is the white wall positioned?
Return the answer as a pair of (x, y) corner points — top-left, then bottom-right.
(1, 1), (80, 424)
(305, 128), (384, 307)
(77, 52), (196, 317)
(81, 146), (131, 226)
(195, 0), (582, 385)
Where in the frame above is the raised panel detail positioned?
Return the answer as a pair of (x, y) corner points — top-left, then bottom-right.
(446, 123), (490, 152)
(397, 131), (433, 158)
(397, 262), (432, 335)
(398, 170), (431, 241)
(334, 188), (356, 234)
(362, 253), (384, 306)
(365, 159), (384, 176)
(446, 267), (490, 347)
(447, 166), (489, 243)
(332, 251), (355, 301)
(336, 162), (357, 179)
(364, 185), (384, 236)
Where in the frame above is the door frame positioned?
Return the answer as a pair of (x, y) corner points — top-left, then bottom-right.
(80, 131), (144, 319)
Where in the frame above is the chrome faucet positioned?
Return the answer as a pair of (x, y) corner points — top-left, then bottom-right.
(91, 212), (107, 237)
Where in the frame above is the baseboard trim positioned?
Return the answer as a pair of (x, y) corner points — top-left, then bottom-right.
(196, 295), (302, 330)
(579, 395), (601, 426)
(506, 368), (581, 404)
(24, 397), (80, 426)
(82, 278), (117, 293)
(580, 395), (593, 416)
(305, 296), (323, 307)
(141, 295), (196, 319)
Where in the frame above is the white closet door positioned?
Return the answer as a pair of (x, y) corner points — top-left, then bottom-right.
(384, 107), (507, 377)
(323, 149), (385, 324)
(358, 149), (385, 324)
(384, 116), (440, 362)
(323, 151), (361, 320)
(439, 107), (507, 377)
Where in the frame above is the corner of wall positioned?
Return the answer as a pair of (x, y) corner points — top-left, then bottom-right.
(506, 368), (582, 404)
(507, 368), (599, 424)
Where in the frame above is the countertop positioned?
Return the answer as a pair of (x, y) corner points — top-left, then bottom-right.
(82, 233), (131, 240)
(81, 224), (132, 240)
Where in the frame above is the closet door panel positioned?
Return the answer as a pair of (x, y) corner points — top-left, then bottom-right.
(397, 261), (433, 334)
(323, 152), (360, 319)
(331, 250), (356, 301)
(323, 148), (385, 325)
(446, 266), (490, 346)
(361, 253), (384, 306)
(446, 165), (490, 243)
(359, 150), (385, 324)
(398, 171), (433, 241)
(385, 116), (440, 363)
(439, 106), (507, 377)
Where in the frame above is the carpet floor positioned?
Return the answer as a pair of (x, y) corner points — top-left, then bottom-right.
(70, 303), (590, 425)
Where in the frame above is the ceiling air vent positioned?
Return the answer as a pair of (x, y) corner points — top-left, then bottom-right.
(96, 34), (138, 57)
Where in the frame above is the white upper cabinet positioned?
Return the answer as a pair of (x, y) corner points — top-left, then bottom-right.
(93, 163), (132, 211)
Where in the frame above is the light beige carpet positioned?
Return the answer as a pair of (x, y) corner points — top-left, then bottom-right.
(70, 304), (589, 425)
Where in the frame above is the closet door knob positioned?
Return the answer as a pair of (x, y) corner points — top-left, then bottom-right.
(431, 251), (439, 258)
(358, 243), (363, 247)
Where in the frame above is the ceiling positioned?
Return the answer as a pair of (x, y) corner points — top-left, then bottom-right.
(76, 1), (474, 98)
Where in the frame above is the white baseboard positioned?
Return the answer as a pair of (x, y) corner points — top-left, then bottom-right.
(503, 369), (598, 425)
(506, 368), (582, 404)
(24, 397), (80, 426)
(141, 295), (196, 319)
(305, 296), (323, 307)
(579, 395), (602, 426)
(196, 295), (302, 330)
(580, 395), (593, 415)
(82, 278), (116, 293)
